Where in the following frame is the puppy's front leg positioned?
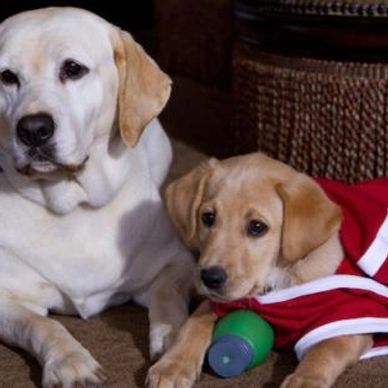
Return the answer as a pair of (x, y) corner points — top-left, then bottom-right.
(0, 302), (105, 388)
(147, 301), (216, 388)
(281, 334), (373, 388)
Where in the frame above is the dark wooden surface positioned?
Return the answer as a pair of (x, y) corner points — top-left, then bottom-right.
(236, 0), (388, 62)
(0, 1), (153, 31)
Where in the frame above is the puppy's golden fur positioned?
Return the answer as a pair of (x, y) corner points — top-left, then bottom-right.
(147, 153), (373, 388)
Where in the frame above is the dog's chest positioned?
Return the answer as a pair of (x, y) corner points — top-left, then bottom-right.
(0, 174), (172, 317)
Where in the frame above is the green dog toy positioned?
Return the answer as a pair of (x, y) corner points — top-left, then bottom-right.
(207, 310), (274, 378)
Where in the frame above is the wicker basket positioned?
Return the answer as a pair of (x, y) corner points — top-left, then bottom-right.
(233, 44), (388, 182)
(233, 1), (388, 182)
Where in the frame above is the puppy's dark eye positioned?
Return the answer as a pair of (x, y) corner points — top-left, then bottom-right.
(60, 59), (89, 81)
(201, 211), (216, 227)
(247, 220), (268, 237)
(0, 70), (19, 86)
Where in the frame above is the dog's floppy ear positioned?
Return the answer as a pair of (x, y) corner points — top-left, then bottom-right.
(276, 175), (342, 263)
(112, 29), (172, 147)
(166, 159), (218, 249)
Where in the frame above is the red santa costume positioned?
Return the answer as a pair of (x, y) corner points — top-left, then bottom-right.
(211, 178), (388, 360)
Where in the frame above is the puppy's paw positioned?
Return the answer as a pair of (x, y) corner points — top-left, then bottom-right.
(149, 323), (177, 361)
(42, 349), (106, 388)
(146, 357), (198, 388)
(281, 373), (330, 388)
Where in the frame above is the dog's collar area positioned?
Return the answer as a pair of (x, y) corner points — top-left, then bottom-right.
(204, 284), (275, 303)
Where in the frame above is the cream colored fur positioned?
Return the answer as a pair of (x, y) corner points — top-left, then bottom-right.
(0, 7), (193, 388)
(147, 153), (372, 388)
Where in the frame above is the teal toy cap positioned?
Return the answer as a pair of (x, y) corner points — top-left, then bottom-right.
(207, 310), (274, 378)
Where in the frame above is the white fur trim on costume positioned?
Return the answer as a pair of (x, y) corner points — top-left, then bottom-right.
(256, 274), (388, 305)
(294, 318), (388, 360)
(360, 346), (388, 360)
(357, 210), (388, 277)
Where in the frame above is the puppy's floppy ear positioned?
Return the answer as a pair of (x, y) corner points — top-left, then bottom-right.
(276, 174), (342, 263)
(112, 29), (172, 147)
(166, 159), (218, 249)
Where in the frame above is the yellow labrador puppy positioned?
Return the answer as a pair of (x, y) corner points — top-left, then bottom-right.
(148, 153), (388, 387)
(0, 7), (193, 387)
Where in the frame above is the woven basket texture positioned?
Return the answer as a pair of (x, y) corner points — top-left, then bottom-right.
(233, 44), (388, 182)
(252, 0), (388, 17)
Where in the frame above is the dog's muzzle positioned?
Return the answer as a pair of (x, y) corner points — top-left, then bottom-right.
(200, 266), (228, 290)
(16, 155), (89, 178)
(16, 112), (55, 147)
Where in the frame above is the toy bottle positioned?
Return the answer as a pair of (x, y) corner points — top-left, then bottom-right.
(207, 309), (274, 378)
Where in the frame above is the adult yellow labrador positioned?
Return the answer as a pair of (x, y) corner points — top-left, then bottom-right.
(148, 153), (388, 388)
(0, 7), (193, 387)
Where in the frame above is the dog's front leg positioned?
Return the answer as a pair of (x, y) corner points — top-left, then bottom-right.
(145, 261), (194, 361)
(146, 301), (216, 388)
(0, 302), (105, 388)
(281, 334), (373, 388)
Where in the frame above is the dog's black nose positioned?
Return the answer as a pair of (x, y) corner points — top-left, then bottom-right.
(201, 266), (227, 289)
(16, 113), (55, 147)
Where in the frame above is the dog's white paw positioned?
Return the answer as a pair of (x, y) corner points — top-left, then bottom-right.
(42, 349), (106, 388)
(149, 323), (176, 361)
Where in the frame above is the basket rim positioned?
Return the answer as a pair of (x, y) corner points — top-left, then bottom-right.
(236, 45), (388, 79)
(236, 0), (388, 18)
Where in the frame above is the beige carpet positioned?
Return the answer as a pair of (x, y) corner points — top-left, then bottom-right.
(1, 140), (388, 387)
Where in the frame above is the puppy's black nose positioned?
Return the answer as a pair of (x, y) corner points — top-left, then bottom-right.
(201, 266), (227, 289)
(16, 113), (55, 147)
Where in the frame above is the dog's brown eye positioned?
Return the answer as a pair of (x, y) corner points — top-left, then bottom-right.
(201, 211), (216, 227)
(0, 69), (19, 86)
(247, 220), (268, 237)
(60, 59), (89, 81)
